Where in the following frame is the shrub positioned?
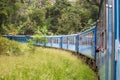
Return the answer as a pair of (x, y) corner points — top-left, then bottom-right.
(0, 37), (22, 56)
(28, 39), (36, 53)
(29, 34), (48, 46)
(0, 37), (9, 55)
(33, 34), (48, 46)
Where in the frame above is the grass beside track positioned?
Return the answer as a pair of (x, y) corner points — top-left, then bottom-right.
(0, 44), (97, 80)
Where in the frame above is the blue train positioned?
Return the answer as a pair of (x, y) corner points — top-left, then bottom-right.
(3, 26), (96, 58)
(2, 0), (120, 80)
(96, 0), (120, 80)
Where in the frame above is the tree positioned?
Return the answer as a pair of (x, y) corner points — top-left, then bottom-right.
(29, 9), (45, 27)
(57, 9), (82, 34)
(46, 0), (72, 34)
(0, 0), (23, 34)
(0, 0), (99, 35)
(75, 0), (98, 27)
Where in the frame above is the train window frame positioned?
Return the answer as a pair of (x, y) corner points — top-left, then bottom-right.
(68, 37), (74, 45)
(62, 37), (68, 44)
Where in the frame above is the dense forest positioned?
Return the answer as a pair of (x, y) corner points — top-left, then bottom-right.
(0, 0), (99, 35)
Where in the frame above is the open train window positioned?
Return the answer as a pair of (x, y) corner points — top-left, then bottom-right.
(53, 38), (58, 44)
(62, 37), (68, 44)
(79, 37), (82, 45)
(68, 37), (74, 45)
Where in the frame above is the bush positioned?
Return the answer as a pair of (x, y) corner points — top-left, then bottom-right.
(0, 37), (22, 56)
(28, 39), (36, 53)
(27, 34), (48, 53)
(30, 34), (48, 46)
(35, 35), (47, 44)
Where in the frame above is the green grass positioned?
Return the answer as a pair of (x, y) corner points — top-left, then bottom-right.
(0, 44), (97, 80)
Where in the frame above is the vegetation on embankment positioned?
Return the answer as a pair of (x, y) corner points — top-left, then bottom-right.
(0, 37), (24, 56)
(0, 38), (97, 80)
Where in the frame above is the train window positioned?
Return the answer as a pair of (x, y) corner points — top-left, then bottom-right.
(79, 37), (82, 45)
(62, 37), (68, 44)
(68, 37), (74, 45)
(79, 36), (85, 45)
(79, 32), (94, 46)
(56, 38), (58, 43)
(53, 38), (58, 44)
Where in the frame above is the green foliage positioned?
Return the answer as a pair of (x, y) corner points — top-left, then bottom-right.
(46, 0), (98, 34)
(58, 10), (82, 34)
(0, 0), (98, 35)
(30, 25), (48, 46)
(19, 17), (37, 35)
(33, 35), (47, 44)
(0, 37), (22, 56)
(2, 24), (20, 35)
(46, 0), (72, 34)
(35, 25), (48, 35)
(0, 0), (24, 34)
(28, 39), (36, 53)
(29, 9), (45, 27)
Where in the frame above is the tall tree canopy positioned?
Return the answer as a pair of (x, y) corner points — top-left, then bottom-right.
(0, 0), (98, 35)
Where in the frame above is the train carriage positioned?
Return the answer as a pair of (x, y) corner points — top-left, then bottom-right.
(96, 0), (120, 80)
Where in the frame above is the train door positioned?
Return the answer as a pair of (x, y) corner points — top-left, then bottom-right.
(96, 0), (107, 80)
(114, 0), (120, 80)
